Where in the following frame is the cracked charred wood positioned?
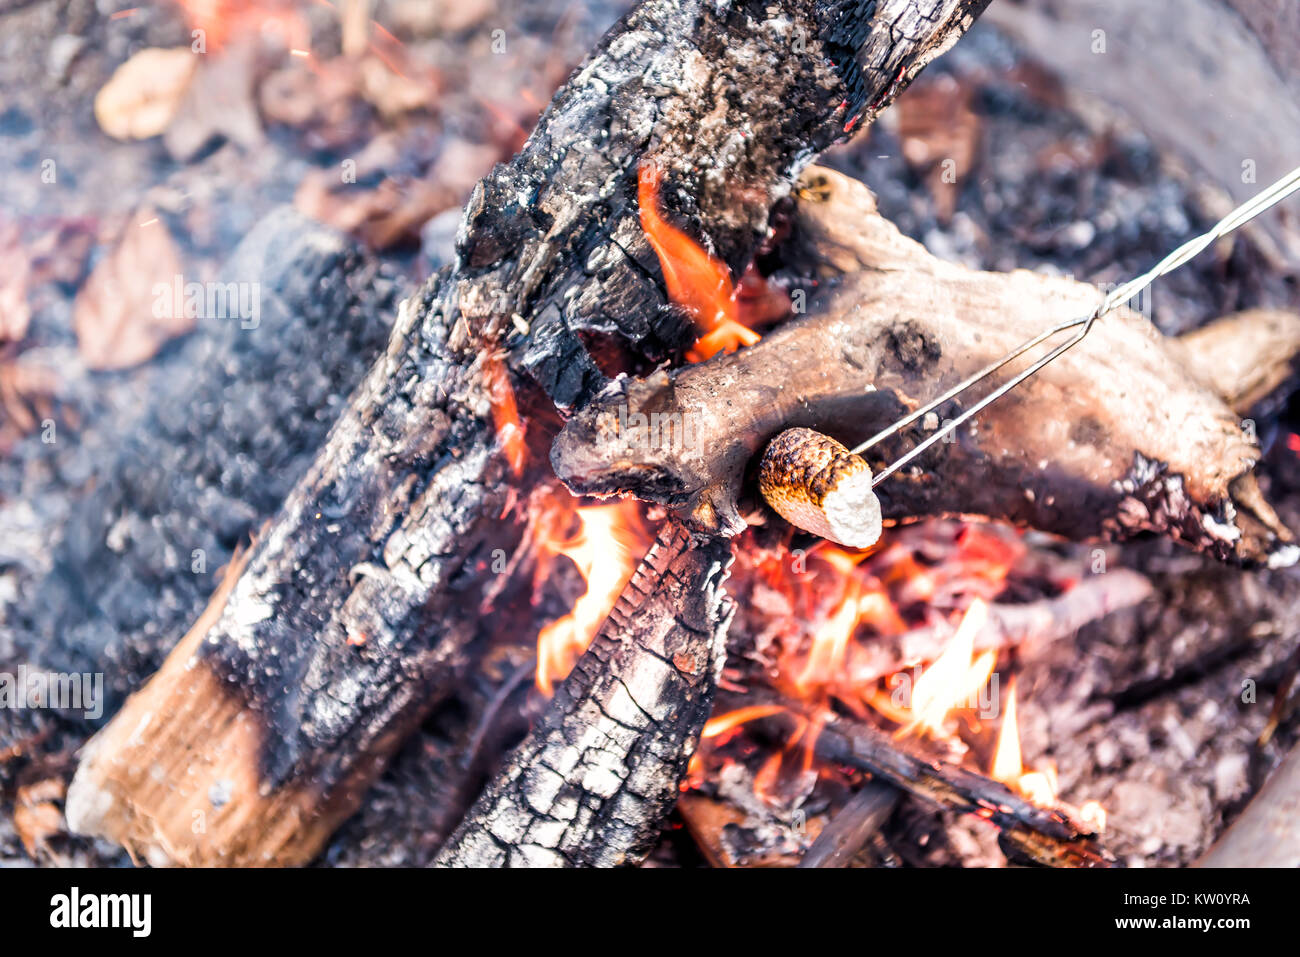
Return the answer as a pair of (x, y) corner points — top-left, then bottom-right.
(66, 1), (991, 866)
(803, 710), (1115, 867)
(435, 522), (734, 867)
(553, 167), (1300, 566)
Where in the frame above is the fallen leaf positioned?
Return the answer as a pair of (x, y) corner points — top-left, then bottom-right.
(164, 40), (264, 160)
(15, 777), (66, 859)
(94, 47), (197, 141)
(897, 73), (981, 222)
(74, 208), (190, 370)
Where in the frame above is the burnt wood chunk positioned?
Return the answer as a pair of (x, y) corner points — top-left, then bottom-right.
(436, 522), (733, 867)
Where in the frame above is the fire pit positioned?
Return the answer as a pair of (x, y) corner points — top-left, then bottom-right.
(1, 0), (1298, 876)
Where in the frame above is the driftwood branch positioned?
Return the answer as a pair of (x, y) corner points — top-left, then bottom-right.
(66, 1), (991, 865)
(553, 167), (1300, 565)
(435, 522), (733, 867)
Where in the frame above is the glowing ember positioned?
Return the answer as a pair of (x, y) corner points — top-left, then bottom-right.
(482, 353), (526, 476)
(534, 502), (647, 695)
(171, 0), (309, 53)
(702, 704), (789, 740)
(637, 162), (759, 361)
(902, 598), (995, 736)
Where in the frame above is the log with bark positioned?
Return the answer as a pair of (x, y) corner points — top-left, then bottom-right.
(553, 167), (1300, 565)
(435, 521), (733, 866)
(66, 0), (993, 866)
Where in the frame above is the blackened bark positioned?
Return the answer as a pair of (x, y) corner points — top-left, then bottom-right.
(8, 208), (400, 712)
(67, 1), (992, 865)
(435, 522), (733, 867)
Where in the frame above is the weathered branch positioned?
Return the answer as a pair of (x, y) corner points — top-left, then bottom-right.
(435, 522), (733, 867)
(797, 780), (900, 867)
(67, 1), (992, 865)
(553, 167), (1300, 565)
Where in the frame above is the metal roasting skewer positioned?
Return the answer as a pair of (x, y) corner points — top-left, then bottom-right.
(854, 163), (1300, 490)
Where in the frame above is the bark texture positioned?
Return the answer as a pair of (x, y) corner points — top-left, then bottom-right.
(435, 522), (733, 867)
(553, 167), (1300, 565)
(67, 0), (992, 865)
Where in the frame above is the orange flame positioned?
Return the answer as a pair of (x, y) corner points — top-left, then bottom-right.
(902, 598), (995, 736)
(482, 352), (526, 476)
(534, 502), (647, 695)
(637, 163), (759, 361)
(991, 679), (1058, 807)
(172, 0), (309, 52)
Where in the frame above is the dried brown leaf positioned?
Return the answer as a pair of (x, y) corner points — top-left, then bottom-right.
(94, 47), (198, 141)
(897, 73), (981, 222)
(15, 778), (66, 858)
(74, 208), (190, 370)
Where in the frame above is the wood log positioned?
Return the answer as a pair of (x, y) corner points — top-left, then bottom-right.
(552, 167), (1300, 565)
(797, 779), (899, 867)
(803, 709), (1115, 867)
(435, 522), (733, 867)
(10, 208), (401, 712)
(66, 0), (992, 865)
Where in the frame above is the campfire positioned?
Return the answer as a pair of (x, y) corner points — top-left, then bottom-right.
(3, 0), (1300, 875)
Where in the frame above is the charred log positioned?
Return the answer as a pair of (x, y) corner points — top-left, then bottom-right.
(553, 167), (1300, 565)
(66, 1), (991, 865)
(435, 522), (733, 867)
(804, 710), (1115, 867)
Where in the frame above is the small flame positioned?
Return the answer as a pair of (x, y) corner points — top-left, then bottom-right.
(1079, 799), (1108, 833)
(702, 704), (789, 740)
(637, 162), (759, 361)
(991, 677), (1024, 784)
(903, 599), (995, 736)
(534, 502), (646, 695)
(991, 679), (1061, 809)
(482, 352), (526, 476)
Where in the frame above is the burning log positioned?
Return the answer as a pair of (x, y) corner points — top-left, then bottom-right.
(804, 709), (1116, 867)
(66, 0), (992, 865)
(553, 167), (1300, 566)
(435, 522), (733, 867)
